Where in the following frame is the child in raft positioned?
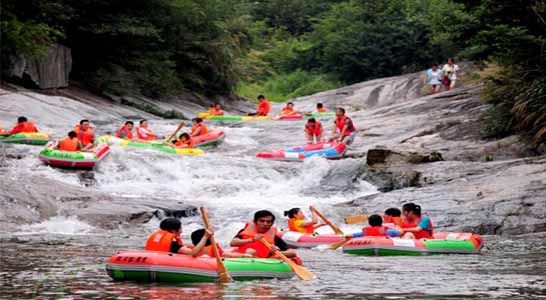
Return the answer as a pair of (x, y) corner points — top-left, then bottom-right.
(190, 229), (252, 258)
(383, 208), (403, 228)
(145, 218), (212, 256)
(172, 133), (195, 148)
(400, 203), (434, 239)
(345, 214), (401, 238)
(284, 206), (326, 233)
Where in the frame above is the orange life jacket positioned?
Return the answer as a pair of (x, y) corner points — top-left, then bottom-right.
(58, 137), (79, 152)
(363, 226), (388, 237)
(145, 229), (183, 252)
(318, 108), (327, 113)
(136, 127), (155, 140)
(305, 121), (323, 135)
(115, 125), (133, 139)
(288, 218), (314, 234)
(257, 100), (271, 116)
(384, 216), (404, 227)
(192, 244), (225, 257)
(10, 121), (38, 134)
(281, 107), (294, 115)
(175, 137), (194, 149)
(334, 115), (356, 136)
(191, 122), (208, 136)
(74, 125), (94, 146)
(211, 108), (224, 116)
(235, 222), (277, 258)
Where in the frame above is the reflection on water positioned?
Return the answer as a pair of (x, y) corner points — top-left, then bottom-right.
(1, 233), (546, 300)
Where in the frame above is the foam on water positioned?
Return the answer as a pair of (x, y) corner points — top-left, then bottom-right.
(17, 216), (95, 235)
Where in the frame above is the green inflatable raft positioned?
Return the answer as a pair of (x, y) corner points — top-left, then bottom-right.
(0, 132), (49, 145)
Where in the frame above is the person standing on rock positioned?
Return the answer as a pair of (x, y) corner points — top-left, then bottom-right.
(424, 64), (443, 94)
(442, 58), (460, 90)
(330, 107), (356, 145)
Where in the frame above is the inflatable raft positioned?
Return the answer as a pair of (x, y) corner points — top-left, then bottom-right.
(186, 130), (225, 148)
(0, 132), (49, 145)
(277, 114), (304, 120)
(106, 251), (294, 282)
(342, 232), (484, 256)
(256, 142), (347, 161)
(103, 136), (204, 156)
(198, 113), (272, 121)
(278, 230), (345, 248)
(39, 138), (110, 168)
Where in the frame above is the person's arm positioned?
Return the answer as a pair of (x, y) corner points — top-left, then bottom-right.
(8, 124), (22, 135)
(77, 141), (84, 150)
(178, 229), (213, 257)
(347, 231), (364, 238)
(274, 236), (289, 251)
(192, 126), (201, 137)
(230, 230), (262, 247)
(223, 251), (253, 258)
(402, 217), (429, 233)
(301, 208), (319, 227)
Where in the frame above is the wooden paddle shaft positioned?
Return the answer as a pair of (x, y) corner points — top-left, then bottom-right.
(310, 207), (343, 235)
(199, 207), (232, 282)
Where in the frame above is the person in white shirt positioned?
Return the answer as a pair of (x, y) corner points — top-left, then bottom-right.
(442, 58), (460, 90)
(424, 64), (443, 94)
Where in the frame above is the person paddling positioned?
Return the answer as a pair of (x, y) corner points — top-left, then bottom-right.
(305, 118), (323, 144)
(56, 131), (83, 152)
(190, 118), (209, 137)
(74, 119), (95, 151)
(145, 218), (213, 256)
(230, 210), (298, 259)
(329, 107), (356, 145)
(284, 207), (325, 234)
(136, 119), (157, 141)
(115, 121), (134, 140)
(248, 95), (270, 116)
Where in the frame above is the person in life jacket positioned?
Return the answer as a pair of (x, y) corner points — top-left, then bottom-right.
(145, 218), (213, 256)
(136, 119), (157, 141)
(383, 207), (404, 228)
(330, 107), (356, 145)
(190, 118), (208, 137)
(56, 131), (83, 152)
(346, 214), (401, 238)
(230, 210), (298, 259)
(280, 102), (298, 116)
(400, 203), (434, 239)
(284, 206), (325, 234)
(305, 118), (323, 144)
(173, 132), (195, 149)
(316, 103), (327, 113)
(7, 116), (39, 135)
(190, 229), (252, 258)
(74, 119), (95, 151)
(248, 95), (271, 116)
(210, 104), (224, 116)
(0, 125), (6, 135)
(115, 121), (134, 140)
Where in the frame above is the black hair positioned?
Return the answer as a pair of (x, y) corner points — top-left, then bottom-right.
(384, 208), (401, 217)
(192, 117), (203, 123)
(448, 57), (455, 62)
(159, 218), (181, 232)
(283, 208), (300, 219)
(402, 203), (422, 216)
(191, 229), (211, 246)
(254, 210), (275, 223)
(336, 107), (345, 114)
(317, 103), (323, 108)
(308, 118), (316, 123)
(432, 63), (438, 67)
(257, 95), (265, 100)
(368, 214), (383, 227)
(287, 102), (294, 106)
(80, 119), (89, 125)
(68, 131), (77, 138)
(125, 121), (134, 126)
(139, 119), (147, 125)
(214, 103), (221, 107)
(17, 116), (28, 123)
(179, 132), (190, 140)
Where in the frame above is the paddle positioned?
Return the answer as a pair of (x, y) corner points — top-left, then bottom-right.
(163, 120), (185, 145)
(309, 206), (344, 235)
(259, 238), (315, 281)
(199, 207), (232, 283)
(344, 214), (368, 224)
(328, 236), (352, 250)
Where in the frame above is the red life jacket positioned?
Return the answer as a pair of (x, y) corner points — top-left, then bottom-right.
(136, 127), (156, 140)
(191, 123), (208, 136)
(305, 121), (323, 135)
(115, 125), (133, 139)
(363, 226), (388, 237)
(288, 218), (314, 233)
(334, 115), (356, 136)
(58, 137), (79, 152)
(9, 121), (38, 134)
(281, 107), (294, 115)
(384, 216), (403, 227)
(74, 125), (94, 146)
(257, 100), (271, 116)
(318, 108), (327, 113)
(234, 222), (277, 258)
(175, 137), (194, 149)
(413, 216), (434, 239)
(145, 229), (183, 252)
(211, 108), (224, 116)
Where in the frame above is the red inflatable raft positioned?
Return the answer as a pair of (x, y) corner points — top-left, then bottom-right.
(277, 114), (304, 120)
(256, 142), (347, 161)
(277, 230), (345, 248)
(192, 130), (225, 148)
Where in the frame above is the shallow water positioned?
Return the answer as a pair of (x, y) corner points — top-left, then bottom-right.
(2, 118), (546, 300)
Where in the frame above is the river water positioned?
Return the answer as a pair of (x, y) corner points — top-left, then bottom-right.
(1, 118), (546, 300)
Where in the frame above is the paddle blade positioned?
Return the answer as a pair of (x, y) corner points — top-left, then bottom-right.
(291, 263), (316, 281)
(328, 238), (350, 250)
(344, 215), (368, 224)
